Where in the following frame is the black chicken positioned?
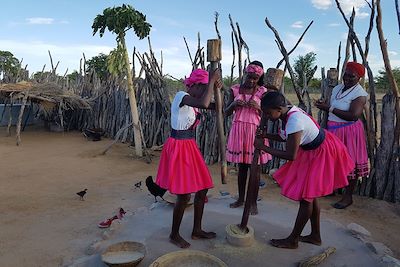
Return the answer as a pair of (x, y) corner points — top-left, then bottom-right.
(76, 189), (87, 200)
(145, 176), (166, 202)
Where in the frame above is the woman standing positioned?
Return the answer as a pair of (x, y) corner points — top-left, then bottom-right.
(156, 69), (222, 248)
(225, 61), (272, 215)
(315, 62), (369, 209)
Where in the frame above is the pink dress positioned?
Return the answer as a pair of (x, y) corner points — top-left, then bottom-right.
(273, 107), (354, 202)
(226, 84), (272, 164)
(156, 91), (213, 194)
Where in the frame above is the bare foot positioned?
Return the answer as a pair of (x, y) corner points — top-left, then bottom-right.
(270, 238), (298, 249)
(230, 200), (244, 208)
(250, 204), (258, 215)
(332, 198), (353, 209)
(169, 234), (190, 248)
(299, 234), (321, 246)
(191, 230), (217, 240)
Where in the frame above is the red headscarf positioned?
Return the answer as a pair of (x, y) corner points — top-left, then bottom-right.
(183, 69), (209, 87)
(346, 62), (365, 77)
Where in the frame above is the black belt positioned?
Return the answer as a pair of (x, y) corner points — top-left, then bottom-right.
(171, 129), (195, 139)
(301, 129), (325, 150)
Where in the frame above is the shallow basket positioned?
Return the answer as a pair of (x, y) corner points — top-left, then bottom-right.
(149, 250), (227, 267)
(101, 241), (146, 267)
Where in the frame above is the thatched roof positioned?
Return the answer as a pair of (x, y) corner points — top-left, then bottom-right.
(0, 81), (91, 110)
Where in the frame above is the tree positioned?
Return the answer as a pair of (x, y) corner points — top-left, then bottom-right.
(375, 67), (400, 93)
(0, 50), (20, 80)
(85, 53), (109, 81)
(293, 52), (317, 88)
(92, 4), (151, 157)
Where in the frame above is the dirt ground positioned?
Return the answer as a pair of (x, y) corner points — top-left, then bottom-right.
(0, 126), (399, 267)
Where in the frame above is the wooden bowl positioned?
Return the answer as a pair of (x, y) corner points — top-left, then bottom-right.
(149, 250), (227, 267)
(101, 241), (146, 267)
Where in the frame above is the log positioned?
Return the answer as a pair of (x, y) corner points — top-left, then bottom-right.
(265, 68), (284, 90)
(16, 93), (28, 146)
(207, 39), (227, 184)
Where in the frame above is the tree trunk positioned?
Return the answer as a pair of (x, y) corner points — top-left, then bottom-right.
(121, 35), (143, 157)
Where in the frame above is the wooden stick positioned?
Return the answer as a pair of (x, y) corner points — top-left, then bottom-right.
(396, 0), (400, 35)
(207, 39), (227, 184)
(16, 93), (28, 146)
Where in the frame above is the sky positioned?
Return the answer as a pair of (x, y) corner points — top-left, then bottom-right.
(1, 0), (399, 80)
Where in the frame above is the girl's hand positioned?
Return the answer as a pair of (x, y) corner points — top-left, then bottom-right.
(209, 68), (221, 84)
(214, 78), (223, 91)
(314, 99), (330, 111)
(248, 99), (261, 111)
(254, 137), (265, 150)
(235, 99), (246, 108)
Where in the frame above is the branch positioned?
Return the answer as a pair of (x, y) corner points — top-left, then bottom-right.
(183, 36), (194, 66)
(396, 0), (400, 35)
(276, 20), (314, 68)
(336, 41), (342, 73)
(214, 12), (221, 39)
(364, 0), (375, 59)
(265, 16), (304, 105)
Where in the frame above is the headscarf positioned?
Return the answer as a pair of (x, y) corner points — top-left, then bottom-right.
(245, 64), (264, 77)
(183, 69), (209, 87)
(345, 62), (365, 77)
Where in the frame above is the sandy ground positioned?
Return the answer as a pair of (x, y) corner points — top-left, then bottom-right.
(1, 126), (399, 267)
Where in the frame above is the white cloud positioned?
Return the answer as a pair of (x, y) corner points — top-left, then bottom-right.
(291, 21), (304, 29)
(328, 23), (341, 27)
(311, 0), (332, 10)
(26, 17), (54, 25)
(389, 51), (398, 56)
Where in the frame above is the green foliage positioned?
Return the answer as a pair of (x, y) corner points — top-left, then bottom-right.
(107, 44), (128, 77)
(308, 78), (321, 90)
(293, 52), (317, 88)
(0, 50), (20, 77)
(374, 67), (400, 93)
(66, 70), (80, 82)
(92, 4), (151, 41)
(86, 53), (109, 81)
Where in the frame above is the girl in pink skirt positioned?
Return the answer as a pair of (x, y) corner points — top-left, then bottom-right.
(254, 91), (354, 249)
(156, 68), (222, 248)
(315, 62), (368, 209)
(225, 61), (272, 215)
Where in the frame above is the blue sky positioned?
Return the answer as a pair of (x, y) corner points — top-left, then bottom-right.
(1, 0), (399, 79)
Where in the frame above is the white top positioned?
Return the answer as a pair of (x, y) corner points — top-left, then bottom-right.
(171, 91), (197, 130)
(328, 83), (368, 122)
(279, 106), (320, 145)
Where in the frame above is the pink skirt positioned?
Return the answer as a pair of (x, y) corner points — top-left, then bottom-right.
(226, 121), (272, 164)
(156, 137), (213, 194)
(327, 120), (369, 179)
(273, 130), (354, 202)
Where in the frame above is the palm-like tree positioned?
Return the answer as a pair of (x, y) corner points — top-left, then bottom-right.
(92, 4), (151, 156)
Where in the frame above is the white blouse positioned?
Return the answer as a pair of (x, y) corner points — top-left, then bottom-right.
(279, 106), (320, 145)
(170, 91), (197, 130)
(328, 83), (368, 122)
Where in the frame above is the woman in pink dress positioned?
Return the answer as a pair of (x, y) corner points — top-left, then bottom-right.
(156, 69), (222, 248)
(315, 62), (368, 209)
(225, 61), (272, 215)
(254, 91), (354, 249)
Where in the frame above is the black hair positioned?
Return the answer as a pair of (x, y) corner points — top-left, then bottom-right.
(261, 91), (287, 110)
(249, 60), (265, 86)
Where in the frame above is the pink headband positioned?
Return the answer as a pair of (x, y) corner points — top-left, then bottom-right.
(245, 64), (264, 76)
(183, 69), (209, 87)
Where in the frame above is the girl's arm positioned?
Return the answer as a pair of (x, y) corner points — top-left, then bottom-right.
(263, 133), (285, 142)
(223, 89), (236, 116)
(254, 131), (301, 161)
(315, 96), (366, 121)
(181, 69), (221, 109)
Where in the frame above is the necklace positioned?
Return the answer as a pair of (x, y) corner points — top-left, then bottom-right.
(335, 84), (357, 100)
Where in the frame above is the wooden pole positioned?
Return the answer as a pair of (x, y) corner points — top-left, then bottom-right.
(207, 39), (227, 184)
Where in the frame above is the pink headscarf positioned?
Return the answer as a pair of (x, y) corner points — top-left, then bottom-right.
(245, 64), (264, 76)
(183, 69), (209, 87)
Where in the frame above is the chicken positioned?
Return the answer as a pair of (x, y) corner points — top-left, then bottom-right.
(145, 176), (166, 202)
(76, 189), (87, 200)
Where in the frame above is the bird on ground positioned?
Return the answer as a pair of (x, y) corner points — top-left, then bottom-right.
(145, 176), (166, 202)
(134, 181), (142, 190)
(76, 189), (87, 200)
